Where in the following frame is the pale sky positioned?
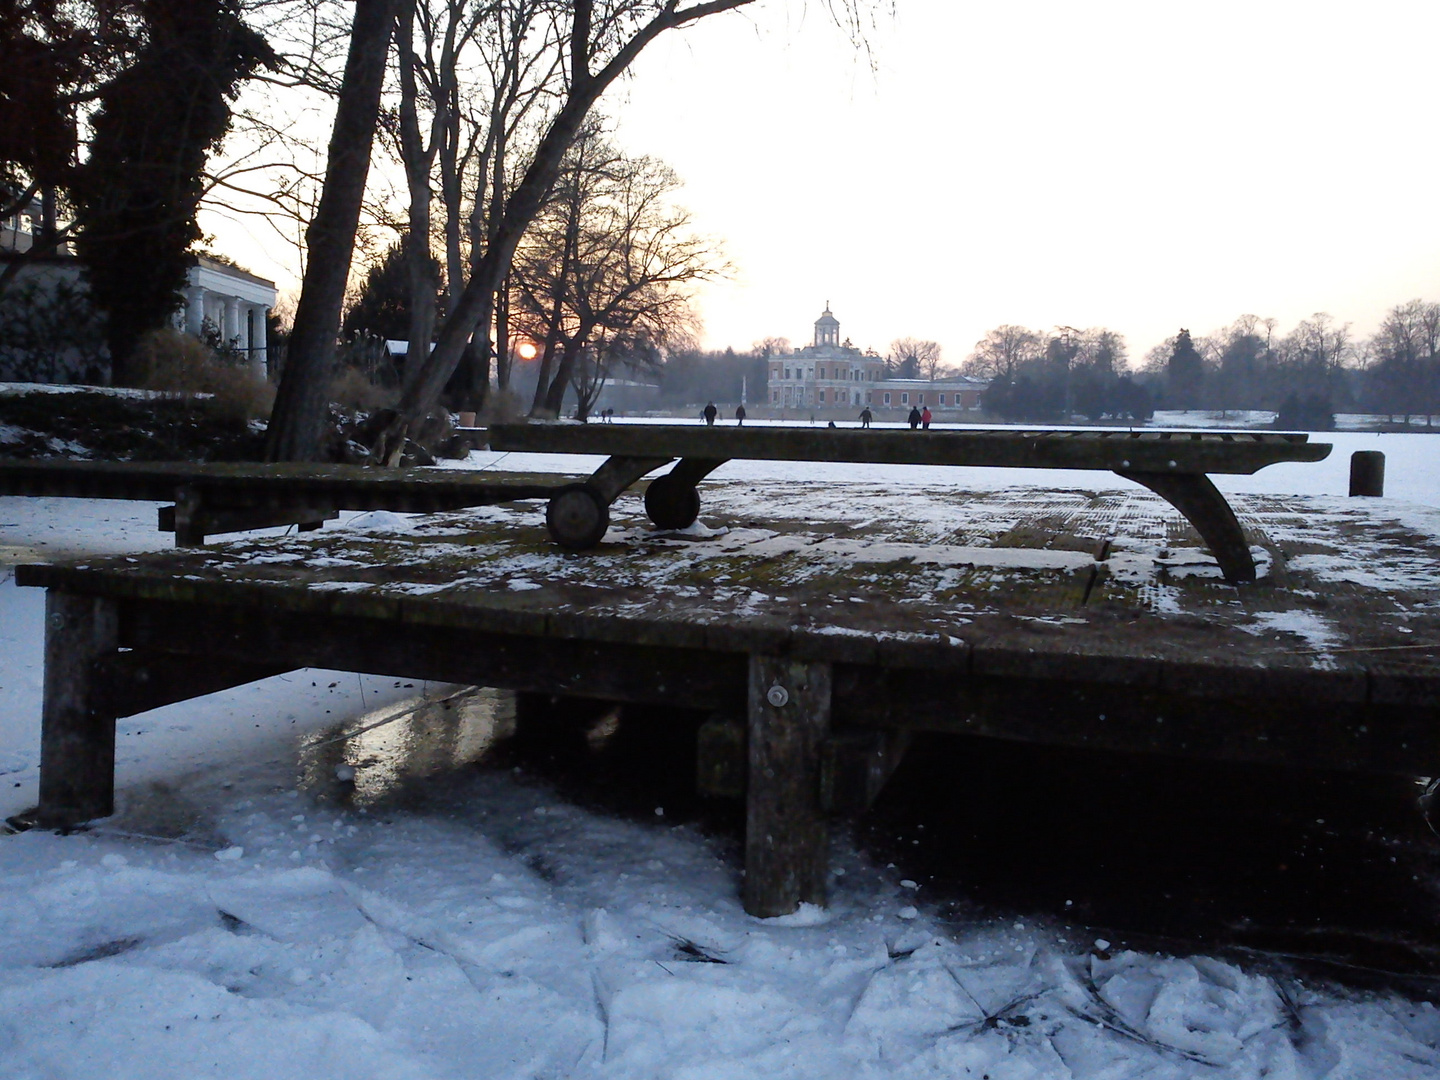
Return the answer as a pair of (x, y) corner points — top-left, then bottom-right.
(206, 1), (1440, 366)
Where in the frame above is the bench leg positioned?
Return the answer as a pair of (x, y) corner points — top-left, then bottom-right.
(543, 455), (674, 549)
(644, 458), (728, 530)
(35, 592), (120, 828)
(745, 655), (830, 917)
(1118, 470), (1256, 584)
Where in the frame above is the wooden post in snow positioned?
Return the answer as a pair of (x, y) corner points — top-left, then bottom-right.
(745, 655), (830, 917)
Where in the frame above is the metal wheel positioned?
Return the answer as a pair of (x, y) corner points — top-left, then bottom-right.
(644, 473), (701, 530)
(545, 483), (610, 549)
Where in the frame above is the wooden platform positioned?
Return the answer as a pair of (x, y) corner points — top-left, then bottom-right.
(12, 477), (1440, 916)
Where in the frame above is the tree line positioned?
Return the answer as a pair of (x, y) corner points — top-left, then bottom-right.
(959, 303), (1440, 427)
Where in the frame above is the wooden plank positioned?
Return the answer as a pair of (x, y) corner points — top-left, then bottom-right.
(745, 656), (831, 917)
(489, 423), (1330, 474)
(35, 592), (119, 827)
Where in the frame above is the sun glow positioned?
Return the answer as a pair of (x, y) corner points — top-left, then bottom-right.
(515, 340), (539, 360)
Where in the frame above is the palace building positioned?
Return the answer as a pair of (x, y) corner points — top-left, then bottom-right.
(767, 305), (987, 414)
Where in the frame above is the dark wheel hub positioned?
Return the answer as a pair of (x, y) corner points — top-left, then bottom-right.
(545, 483), (610, 549)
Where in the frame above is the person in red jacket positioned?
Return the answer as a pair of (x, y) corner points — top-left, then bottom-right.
(921, 406), (933, 430)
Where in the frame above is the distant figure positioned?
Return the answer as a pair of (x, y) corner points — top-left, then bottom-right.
(921, 406), (933, 430)
(907, 405), (922, 429)
(827, 420), (837, 428)
(735, 404), (747, 425)
(703, 401), (717, 425)
(858, 407), (873, 428)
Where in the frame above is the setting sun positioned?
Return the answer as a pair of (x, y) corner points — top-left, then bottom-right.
(515, 340), (538, 361)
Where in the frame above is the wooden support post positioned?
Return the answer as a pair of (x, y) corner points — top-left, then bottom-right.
(745, 655), (830, 917)
(36, 592), (119, 828)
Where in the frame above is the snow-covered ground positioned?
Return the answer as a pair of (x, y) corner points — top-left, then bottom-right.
(4, 436), (1440, 1078)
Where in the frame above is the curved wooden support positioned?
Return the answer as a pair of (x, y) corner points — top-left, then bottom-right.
(587, 455), (673, 502)
(1117, 469), (1256, 584)
(666, 456), (729, 489)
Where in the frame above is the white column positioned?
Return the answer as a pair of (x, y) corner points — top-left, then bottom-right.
(223, 297), (241, 349)
(249, 305), (269, 379)
(184, 286), (206, 336)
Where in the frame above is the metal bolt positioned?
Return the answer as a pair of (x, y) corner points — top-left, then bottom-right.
(766, 684), (790, 708)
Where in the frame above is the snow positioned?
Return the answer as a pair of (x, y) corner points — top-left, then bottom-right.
(4, 439), (1440, 1076)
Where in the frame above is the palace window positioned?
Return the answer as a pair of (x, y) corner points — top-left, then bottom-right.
(884, 392), (892, 405)
(819, 389), (827, 403)
(938, 394), (947, 406)
(901, 393), (909, 405)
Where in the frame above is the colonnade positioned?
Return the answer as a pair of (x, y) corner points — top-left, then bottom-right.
(182, 286), (270, 380)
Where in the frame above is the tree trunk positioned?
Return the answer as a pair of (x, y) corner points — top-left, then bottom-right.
(395, 0), (438, 388)
(265, 0), (397, 462)
(544, 336), (586, 416)
(495, 272), (512, 391)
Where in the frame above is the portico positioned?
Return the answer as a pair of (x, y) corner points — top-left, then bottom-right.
(178, 255), (278, 380)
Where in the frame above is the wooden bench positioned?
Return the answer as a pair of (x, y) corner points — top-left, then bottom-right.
(487, 424), (1332, 583)
(0, 458), (563, 545)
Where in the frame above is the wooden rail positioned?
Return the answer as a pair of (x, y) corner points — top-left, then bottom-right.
(0, 458), (562, 544)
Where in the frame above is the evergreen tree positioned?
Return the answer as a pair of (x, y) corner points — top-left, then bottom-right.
(342, 237), (444, 343)
(72, 0), (274, 383)
(1165, 328), (1205, 408)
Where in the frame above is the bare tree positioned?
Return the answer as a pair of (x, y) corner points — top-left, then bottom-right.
(366, 0), (766, 463)
(888, 336), (942, 380)
(510, 129), (724, 418)
(964, 324), (1042, 380)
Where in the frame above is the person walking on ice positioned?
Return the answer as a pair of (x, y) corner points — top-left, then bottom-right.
(858, 406), (873, 428)
(735, 404), (746, 425)
(703, 401), (717, 425)
(907, 405), (922, 429)
(921, 406), (932, 430)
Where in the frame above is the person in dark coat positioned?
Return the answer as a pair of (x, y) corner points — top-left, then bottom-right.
(703, 401), (717, 425)
(735, 404), (746, 425)
(907, 405), (922, 429)
(921, 406), (932, 430)
(858, 407), (873, 428)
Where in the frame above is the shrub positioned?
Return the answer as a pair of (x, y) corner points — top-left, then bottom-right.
(131, 328), (274, 422)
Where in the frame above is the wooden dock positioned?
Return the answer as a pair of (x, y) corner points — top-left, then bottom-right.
(12, 476), (1440, 917)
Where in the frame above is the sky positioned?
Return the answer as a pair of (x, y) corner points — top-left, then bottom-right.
(205, 1), (1440, 366)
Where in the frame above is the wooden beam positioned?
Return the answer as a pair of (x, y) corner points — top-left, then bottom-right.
(833, 667), (1440, 777)
(745, 656), (830, 917)
(119, 598), (747, 712)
